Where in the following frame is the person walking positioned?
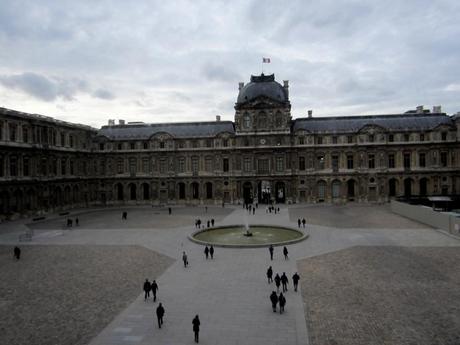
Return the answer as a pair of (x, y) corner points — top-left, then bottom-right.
(211, 219), (214, 227)
(292, 272), (300, 292)
(279, 293), (286, 314)
(75, 218), (79, 226)
(13, 246), (21, 260)
(270, 291), (278, 312)
(156, 303), (165, 328)
(143, 279), (151, 300)
(182, 251), (188, 267)
(168, 207), (172, 215)
(269, 245), (274, 260)
(207, 220), (210, 228)
(266, 266), (273, 283)
(192, 315), (201, 343)
(204, 245), (209, 259)
(274, 273), (281, 292)
(302, 218), (306, 228)
(209, 245), (214, 259)
(281, 272), (289, 292)
(283, 246), (289, 260)
(151, 280), (158, 302)
(297, 218), (301, 228)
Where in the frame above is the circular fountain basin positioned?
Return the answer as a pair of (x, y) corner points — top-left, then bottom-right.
(189, 225), (307, 248)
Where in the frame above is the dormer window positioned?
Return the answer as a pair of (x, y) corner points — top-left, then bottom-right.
(243, 114), (251, 129)
(160, 141), (165, 149)
(368, 134), (374, 143)
(332, 136), (338, 144)
(441, 132), (447, 141)
(130, 142), (135, 150)
(317, 136), (323, 145)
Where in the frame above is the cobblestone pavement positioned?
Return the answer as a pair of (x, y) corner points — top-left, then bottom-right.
(0, 245), (173, 345)
(289, 204), (430, 229)
(298, 246), (460, 345)
(0, 204), (459, 345)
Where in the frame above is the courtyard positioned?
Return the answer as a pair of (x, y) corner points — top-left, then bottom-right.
(0, 204), (459, 345)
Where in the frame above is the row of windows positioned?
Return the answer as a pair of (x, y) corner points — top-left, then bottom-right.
(298, 132), (450, 145)
(100, 138), (231, 151)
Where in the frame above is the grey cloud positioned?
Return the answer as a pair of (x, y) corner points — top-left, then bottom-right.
(93, 89), (115, 100)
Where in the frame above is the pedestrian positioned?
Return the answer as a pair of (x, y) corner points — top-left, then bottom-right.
(13, 246), (21, 260)
(266, 266), (273, 283)
(292, 272), (300, 292)
(211, 219), (214, 227)
(274, 274), (281, 292)
(253, 208), (255, 215)
(182, 251), (188, 267)
(156, 303), (165, 328)
(297, 218), (301, 228)
(283, 246), (289, 260)
(281, 272), (289, 292)
(269, 244), (274, 260)
(151, 280), (158, 302)
(75, 218), (79, 226)
(168, 207), (172, 215)
(195, 219), (198, 228)
(209, 245), (214, 259)
(302, 218), (306, 228)
(143, 279), (151, 300)
(204, 245), (209, 259)
(207, 220), (210, 228)
(122, 211), (127, 220)
(279, 293), (286, 314)
(198, 219), (201, 229)
(270, 291), (278, 312)
(192, 315), (200, 343)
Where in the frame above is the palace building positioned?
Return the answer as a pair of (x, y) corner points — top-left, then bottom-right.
(1, 73), (459, 219)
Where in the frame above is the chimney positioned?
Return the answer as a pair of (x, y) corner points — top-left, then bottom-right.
(283, 80), (289, 98)
(238, 82), (244, 91)
(308, 110), (313, 118)
(433, 105), (442, 113)
(108, 119), (115, 126)
(119, 119), (125, 125)
(416, 105), (424, 113)
(216, 115), (221, 122)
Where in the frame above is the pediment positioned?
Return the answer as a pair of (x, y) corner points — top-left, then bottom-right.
(357, 124), (386, 134)
(150, 131), (174, 140)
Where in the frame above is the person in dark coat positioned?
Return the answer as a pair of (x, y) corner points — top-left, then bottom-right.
(292, 272), (300, 292)
(207, 220), (210, 228)
(270, 291), (278, 312)
(75, 218), (79, 226)
(151, 280), (158, 302)
(302, 218), (306, 228)
(283, 246), (289, 260)
(211, 219), (215, 227)
(279, 293), (286, 314)
(281, 272), (289, 292)
(143, 279), (151, 300)
(156, 303), (165, 328)
(269, 245), (274, 260)
(182, 251), (188, 267)
(192, 315), (200, 343)
(168, 207), (172, 215)
(204, 245), (209, 259)
(298, 218), (301, 228)
(209, 245), (214, 259)
(14, 246), (21, 260)
(122, 211), (127, 220)
(274, 274), (281, 292)
(266, 266), (273, 283)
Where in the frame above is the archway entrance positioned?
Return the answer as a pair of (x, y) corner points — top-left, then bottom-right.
(275, 182), (285, 203)
(389, 178), (397, 197)
(419, 178), (427, 196)
(243, 182), (253, 204)
(257, 180), (271, 204)
(347, 179), (355, 200)
(206, 182), (213, 199)
(404, 178), (412, 198)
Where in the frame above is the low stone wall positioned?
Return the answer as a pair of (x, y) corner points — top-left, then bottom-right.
(391, 200), (460, 235)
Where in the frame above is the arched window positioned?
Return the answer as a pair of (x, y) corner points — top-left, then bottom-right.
(243, 113), (251, 129)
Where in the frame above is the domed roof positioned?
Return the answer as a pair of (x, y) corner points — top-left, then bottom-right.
(237, 74), (288, 104)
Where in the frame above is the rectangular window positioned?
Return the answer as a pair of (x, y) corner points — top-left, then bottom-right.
(404, 134), (410, 142)
(368, 134), (374, 142)
(299, 157), (305, 171)
(347, 155), (354, 169)
(0, 122), (3, 140)
(10, 156), (17, 176)
(420, 133), (425, 142)
(160, 159), (167, 173)
(299, 137), (304, 145)
(223, 158), (229, 172)
(61, 133), (65, 146)
(23, 128), (28, 143)
(205, 157), (213, 172)
(317, 155), (325, 170)
(419, 153), (426, 167)
(70, 161), (75, 175)
(388, 154), (395, 168)
(347, 135), (353, 144)
(440, 152), (448, 167)
(129, 158), (137, 174)
(276, 157), (284, 172)
(441, 132), (447, 141)
(99, 143), (104, 150)
(223, 139), (228, 147)
(61, 159), (66, 175)
(130, 142), (135, 150)
(142, 158), (149, 173)
(404, 153), (411, 169)
(388, 134), (394, 142)
(160, 142), (165, 149)
(178, 157), (185, 172)
(143, 142), (148, 149)
(9, 124), (17, 141)
(368, 154), (375, 169)
(117, 159), (123, 173)
(69, 135), (74, 148)
(118, 143), (123, 150)
(257, 159), (268, 174)
(317, 136), (323, 145)
(332, 136), (338, 144)
(206, 139), (212, 148)
(23, 157), (29, 176)
(244, 157), (252, 172)
(332, 155), (339, 172)
(191, 157), (199, 173)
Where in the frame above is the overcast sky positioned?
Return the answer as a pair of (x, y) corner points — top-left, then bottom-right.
(0, 0), (459, 128)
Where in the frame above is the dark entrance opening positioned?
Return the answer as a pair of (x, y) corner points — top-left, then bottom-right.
(404, 178), (412, 198)
(389, 178), (397, 197)
(206, 182), (213, 199)
(257, 180), (271, 204)
(347, 179), (355, 200)
(178, 183), (185, 199)
(275, 182), (285, 203)
(243, 182), (253, 204)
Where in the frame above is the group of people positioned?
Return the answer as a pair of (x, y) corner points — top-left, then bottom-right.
(66, 218), (79, 227)
(194, 218), (215, 229)
(267, 266), (301, 314)
(243, 203), (257, 215)
(203, 245), (215, 259)
(297, 218), (307, 228)
(266, 206), (280, 214)
(143, 279), (159, 302)
(268, 245), (289, 260)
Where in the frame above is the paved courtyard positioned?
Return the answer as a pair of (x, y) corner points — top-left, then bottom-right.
(0, 204), (459, 345)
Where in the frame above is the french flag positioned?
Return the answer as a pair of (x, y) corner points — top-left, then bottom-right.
(262, 57), (271, 63)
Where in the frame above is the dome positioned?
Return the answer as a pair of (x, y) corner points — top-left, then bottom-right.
(237, 74), (288, 104)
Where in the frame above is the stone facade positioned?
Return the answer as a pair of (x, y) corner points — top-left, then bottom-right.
(1, 73), (459, 219)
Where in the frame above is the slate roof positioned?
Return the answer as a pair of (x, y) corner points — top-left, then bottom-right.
(293, 113), (455, 133)
(97, 121), (235, 140)
(237, 74), (288, 104)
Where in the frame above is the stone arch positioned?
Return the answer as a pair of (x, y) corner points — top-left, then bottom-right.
(205, 182), (213, 199)
(317, 180), (327, 201)
(191, 182), (200, 199)
(347, 179), (356, 199)
(389, 178), (398, 197)
(0, 190), (10, 215)
(115, 183), (124, 201)
(64, 185), (71, 204)
(404, 178), (413, 198)
(178, 182), (186, 199)
(141, 183), (150, 200)
(419, 178), (428, 196)
(331, 179), (341, 199)
(129, 183), (137, 200)
(73, 185), (80, 203)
